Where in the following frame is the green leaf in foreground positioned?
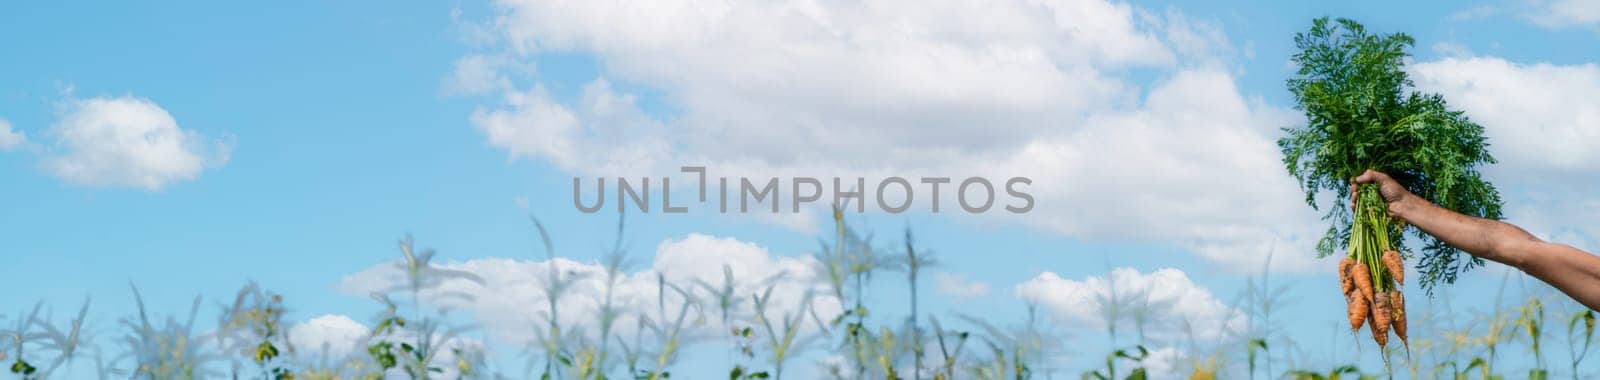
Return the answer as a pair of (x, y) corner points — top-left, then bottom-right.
(1279, 17), (1503, 293)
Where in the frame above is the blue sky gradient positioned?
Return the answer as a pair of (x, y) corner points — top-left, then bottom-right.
(2, 0), (1598, 378)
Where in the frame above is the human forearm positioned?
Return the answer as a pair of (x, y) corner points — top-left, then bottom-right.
(1394, 193), (1600, 310)
(1354, 169), (1600, 309)
(1518, 243), (1600, 311)
(1391, 194), (1533, 266)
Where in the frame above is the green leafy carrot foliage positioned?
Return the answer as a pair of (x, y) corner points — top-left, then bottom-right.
(1279, 17), (1504, 292)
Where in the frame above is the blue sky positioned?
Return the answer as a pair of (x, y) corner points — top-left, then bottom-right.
(2, 0), (1599, 378)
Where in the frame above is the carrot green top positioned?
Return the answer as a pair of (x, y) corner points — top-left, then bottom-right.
(1279, 17), (1504, 294)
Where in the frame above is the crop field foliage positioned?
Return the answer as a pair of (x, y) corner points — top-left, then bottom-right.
(1, 205), (1595, 380)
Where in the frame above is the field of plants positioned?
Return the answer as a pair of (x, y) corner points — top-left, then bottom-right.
(2, 204), (1596, 380)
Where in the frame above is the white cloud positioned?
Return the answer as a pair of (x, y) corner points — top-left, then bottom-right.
(1449, 4), (1503, 22)
(1411, 56), (1600, 248)
(458, 0), (1319, 271)
(471, 79), (673, 175)
(1141, 346), (1188, 380)
(445, 55), (510, 96)
(983, 68), (1319, 271)
(289, 314), (371, 359)
(742, 207), (821, 235)
(1412, 57), (1600, 173)
(1501, 188), (1600, 253)
(338, 233), (840, 346)
(1431, 42), (1473, 58)
(471, 0), (1184, 174)
(444, 54), (535, 96)
(933, 272), (991, 300)
(287, 314), (485, 378)
(43, 95), (231, 190)
(0, 119), (25, 151)
(1014, 268), (1246, 342)
(1454, 1), (1600, 30)
(1523, 0), (1600, 28)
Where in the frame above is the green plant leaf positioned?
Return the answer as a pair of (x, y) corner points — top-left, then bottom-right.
(1281, 17), (1502, 292)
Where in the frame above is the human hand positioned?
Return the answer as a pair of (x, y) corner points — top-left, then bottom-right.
(1351, 169), (1416, 220)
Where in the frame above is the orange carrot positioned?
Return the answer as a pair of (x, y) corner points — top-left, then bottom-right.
(1372, 291), (1392, 347)
(1353, 262), (1374, 304)
(1382, 250), (1404, 285)
(1390, 290), (1408, 348)
(1339, 257), (1356, 296)
(1351, 261), (1376, 335)
(1347, 288), (1369, 334)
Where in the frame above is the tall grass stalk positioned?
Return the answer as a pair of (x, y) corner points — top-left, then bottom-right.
(696, 265), (741, 368)
(752, 282), (813, 380)
(896, 228), (936, 380)
(1475, 273), (1516, 378)
(367, 235), (484, 380)
(4, 302), (45, 378)
(615, 315), (645, 379)
(32, 297), (94, 378)
(961, 303), (1054, 380)
(1241, 250), (1292, 379)
(592, 213), (633, 379)
(217, 282), (289, 379)
(1517, 296), (1548, 379)
(529, 217), (586, 379)
(1178, 318), (1223, 380)
(928, 316), (967, 380)
(1093, 264), (1129, 349)
(1563, 308), (1595, 380)
(121, 285), (220, 379)
(816, 204), (892, 378)
(644, 274), (696, 379)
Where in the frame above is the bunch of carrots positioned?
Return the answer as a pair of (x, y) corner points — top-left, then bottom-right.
(1338, 184), (1407, 350)
(1285, 16), (1505, 363)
